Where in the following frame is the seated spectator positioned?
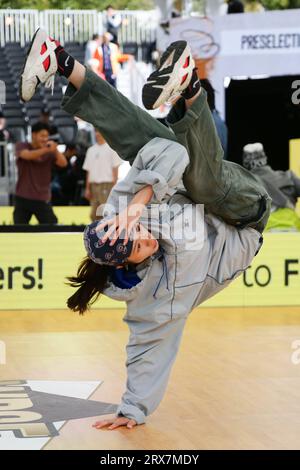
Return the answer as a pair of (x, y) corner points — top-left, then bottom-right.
(201, 79), (228, 159)
(243, 143), (300, 230)
(14, 122), (67, 225)
(83, 128), (122, 220)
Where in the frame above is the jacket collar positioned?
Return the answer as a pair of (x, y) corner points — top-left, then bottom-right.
(103, 246), (169, 301)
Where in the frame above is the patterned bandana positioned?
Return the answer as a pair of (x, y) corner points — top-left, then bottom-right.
(83, 220), (134, 266)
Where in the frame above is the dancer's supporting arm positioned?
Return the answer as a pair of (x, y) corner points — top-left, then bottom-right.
(94, 303), (190, 430)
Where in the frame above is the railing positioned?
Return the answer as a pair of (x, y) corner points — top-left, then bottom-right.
(118, 10), (157, 46)
(40, 10), (100, 45)
(0, 9), (158, 47)
(0, 9), (39, 47)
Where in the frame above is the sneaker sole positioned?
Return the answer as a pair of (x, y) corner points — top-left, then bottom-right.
(143, 41), (194, 110)
(19, 28), (45, 102)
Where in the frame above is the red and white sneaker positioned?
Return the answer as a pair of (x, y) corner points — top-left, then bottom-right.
(19, 28), (58, 102)
(142, 40), (195, 110)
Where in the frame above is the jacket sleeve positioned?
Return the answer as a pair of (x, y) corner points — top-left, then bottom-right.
(103, 137), (189, 216)
(209, 215), (263, 283)
(130, 137), (189, 203)
(194, 214), (263, 306)
(115, 314), (187, 424)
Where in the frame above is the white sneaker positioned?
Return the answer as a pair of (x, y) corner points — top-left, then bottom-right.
(19, 28), (58, 102)
(142, 40), (195, 110)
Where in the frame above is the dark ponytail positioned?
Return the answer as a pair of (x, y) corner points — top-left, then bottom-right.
(66, 257), (110, 314)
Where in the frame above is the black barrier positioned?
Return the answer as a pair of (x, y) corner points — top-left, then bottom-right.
(0, 225), (86, 233)
(0, 449), (290, 464)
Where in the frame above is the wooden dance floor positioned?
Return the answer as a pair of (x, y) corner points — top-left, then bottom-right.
(1, 306), (300, 450)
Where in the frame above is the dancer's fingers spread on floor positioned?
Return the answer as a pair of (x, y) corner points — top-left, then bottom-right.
(127, 420), (137, 429)
(93, 419), (111, 429)
(107, 417), (137, 430)
(93, 416), (136, 430)
(108, 420), (124, 430)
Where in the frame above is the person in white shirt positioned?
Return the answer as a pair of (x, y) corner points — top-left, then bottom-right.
(83, 128), (122, 220)
(84, 34), (101, 67)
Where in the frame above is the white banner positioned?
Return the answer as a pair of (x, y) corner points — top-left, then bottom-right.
(221, 28), (300, 56)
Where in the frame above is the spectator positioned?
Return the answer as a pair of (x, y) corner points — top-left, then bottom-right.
(14, 122), (67, 225)
(93, 33), (120, 87)
(51, 143), (78, 205)
(84, 34), (101, 67)
(83, 128), (122, 220)
(0, 111), (9, 142)
(228, 1), (245, 13)
(243, 143), (300, 210)
(105, 5), (122, 45)
(63, 142), (78, 161)
(39, 109), (59, 141)
(75, 117), (94, 150)
(201, 79), (228, 159)
(0, 111), (9, 176)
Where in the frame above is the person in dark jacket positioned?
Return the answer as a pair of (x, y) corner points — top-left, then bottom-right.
(243, 142), (300, 211)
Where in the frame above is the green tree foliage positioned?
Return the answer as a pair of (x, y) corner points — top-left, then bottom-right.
(260, 0), (300, 9)
(0, 0), (154, 10)
(2, 0), (300, 12)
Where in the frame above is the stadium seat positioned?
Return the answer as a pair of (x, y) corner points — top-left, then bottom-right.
(3, 96), (23, 109)
(5, 117), (27, 142)
(3, 92), (21, 102)
(47, 100), (63, 110)
(2, 108), (24, 118)
(44, 89), (63, 98)
(26, 108), (43, 120)
(51, 109), (74, 121)
(24, 101), (46, 110)
(4, 43), (23, 50)
(7, 56), (24, 65)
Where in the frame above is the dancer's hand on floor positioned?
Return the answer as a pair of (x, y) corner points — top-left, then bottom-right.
(93, 416), (137, 430)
